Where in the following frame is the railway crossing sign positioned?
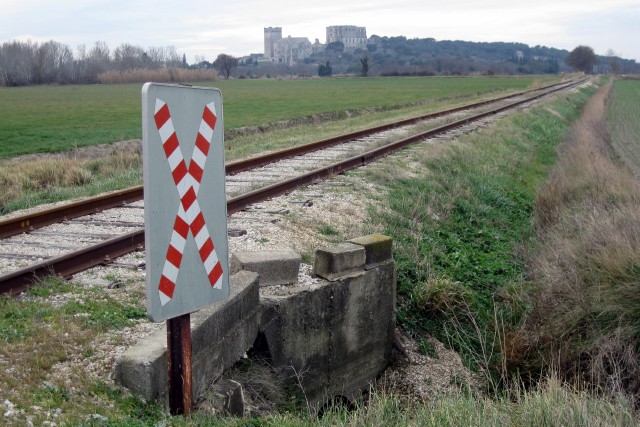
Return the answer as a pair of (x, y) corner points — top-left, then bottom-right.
(142, 83), (229, 322)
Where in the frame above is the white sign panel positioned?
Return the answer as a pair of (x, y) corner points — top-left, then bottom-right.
(142, 83), (229, 322)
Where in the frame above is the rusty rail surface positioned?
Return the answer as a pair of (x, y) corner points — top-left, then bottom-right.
(0, 79), (584, 295)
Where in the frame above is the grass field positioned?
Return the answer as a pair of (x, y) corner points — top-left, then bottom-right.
(607, 79), (640, 175)
(0, 76), (554, 158)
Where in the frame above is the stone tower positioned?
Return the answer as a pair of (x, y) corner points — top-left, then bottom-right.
(264, 27), (282, 59)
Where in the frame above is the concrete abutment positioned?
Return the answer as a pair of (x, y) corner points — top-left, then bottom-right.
(114, 234), (395, 413)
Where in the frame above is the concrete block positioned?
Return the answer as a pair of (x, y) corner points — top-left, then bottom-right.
(230, 250), (301, 287)
(349, 234), (393, 266)
(260, 258), (396, 409)
(114, 271), (260, 402)
(313, 243), (365, 281)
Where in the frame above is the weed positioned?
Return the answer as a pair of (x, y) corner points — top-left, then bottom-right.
(301, 251), (315, 264)
(318, 223), (340, 236)
(418, 338), (439, 358)
(24, 276), (75, 298)
(34, 384), (70, 408)
(63, 293), (145, 331)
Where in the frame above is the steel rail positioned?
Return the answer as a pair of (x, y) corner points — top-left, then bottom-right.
(221, 79), (572, 175)
(226, 79), (583, 214)
(0, 79), (575, 240)
(0, 79), (584, 295)
(0, 188), (143, 239)
(0, 230), (144, 295)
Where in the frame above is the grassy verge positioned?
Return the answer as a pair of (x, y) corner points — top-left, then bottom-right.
(505, 79), (640, 405)
(366, 85), (593, 381)
(263, 377), (637, 426)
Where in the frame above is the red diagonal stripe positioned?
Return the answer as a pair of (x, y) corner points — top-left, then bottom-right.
(189, 162), (204, 185)
(208, 262), (223, 286)
(163, 133), (180, 159)
(190, 212), (205, 237)
(199, 238), (214, 261)
(166, 244), (183, 268)
(195, 133), (210, 157)
(202, 106), (217, 129)
(154, 103), (171, 129)
(159, 275), (176, 298)
(181, 187), (197, 211)
(174, 215), (189, 239)
(172, 161), (188, 186)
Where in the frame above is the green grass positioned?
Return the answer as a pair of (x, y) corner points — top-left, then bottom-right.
(83, 377), (638, 426)
(0, 76), (550, 157)
(0, 276), (150, 425)
(607, 79), (640, 175)
(0, 84), (140, 157)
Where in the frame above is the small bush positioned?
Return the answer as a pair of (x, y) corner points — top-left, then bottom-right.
(0, 151), (142, 213)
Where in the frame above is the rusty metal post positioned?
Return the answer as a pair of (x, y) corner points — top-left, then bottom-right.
(167, 313), (192, 415)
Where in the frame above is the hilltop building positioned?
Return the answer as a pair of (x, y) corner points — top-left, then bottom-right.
(263, 27), (312, 65)
(263, 25), (367, 65)
(326, 25), (367, 50)
(263, 27), (282, 59)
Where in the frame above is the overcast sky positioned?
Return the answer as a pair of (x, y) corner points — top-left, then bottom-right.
(1, 0), (638, 63)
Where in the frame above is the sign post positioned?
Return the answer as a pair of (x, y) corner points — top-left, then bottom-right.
(167, 313), (192, 414)
(142, 83), (229, 415)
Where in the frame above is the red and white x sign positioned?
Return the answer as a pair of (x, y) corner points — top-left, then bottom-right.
(152, 98), (224, 306)
(143, 83), (228, 321)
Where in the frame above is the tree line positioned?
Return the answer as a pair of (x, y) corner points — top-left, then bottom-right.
(0, 40), (189, 86)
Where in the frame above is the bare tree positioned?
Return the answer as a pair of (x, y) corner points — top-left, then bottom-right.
(606, 49), (621, 75)
(113, 43), (145, 71)
(78, 41), (111, 83)
(89, 41), (110, 65)
(0, 40), (37, 86)
(164, 46), (181, 68)
(147, 46), (167, 67)
(0, 39), (194, 86)
(32, 40), (74, 84)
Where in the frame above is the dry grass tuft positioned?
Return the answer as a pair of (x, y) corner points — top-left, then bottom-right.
(0, 151), (142, 211)
(97, 68), (217, 84)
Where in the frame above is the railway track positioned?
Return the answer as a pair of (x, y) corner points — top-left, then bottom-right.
(0, 79), (585, 295)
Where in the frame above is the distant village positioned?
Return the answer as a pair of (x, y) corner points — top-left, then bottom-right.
(259, 25), (369, 65)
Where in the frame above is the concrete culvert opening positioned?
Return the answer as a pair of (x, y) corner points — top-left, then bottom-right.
(247, 331), (272, 360)
(220, 332), (289, 415)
